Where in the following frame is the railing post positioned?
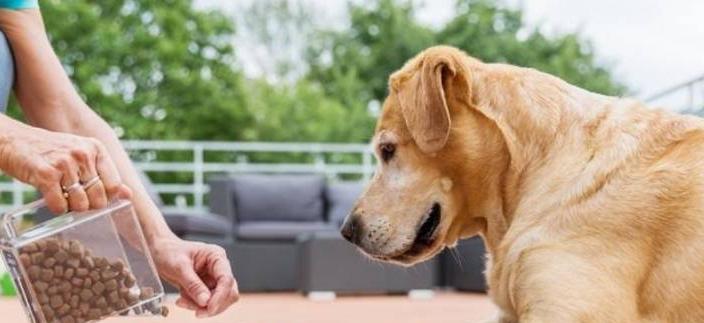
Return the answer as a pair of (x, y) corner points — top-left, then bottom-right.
(193, 145), (204, 211)
(362, 148), (373, 182)
(12, 179), (23, 208)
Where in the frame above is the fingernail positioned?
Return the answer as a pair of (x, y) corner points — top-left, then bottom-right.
(197, 292), (209, 306)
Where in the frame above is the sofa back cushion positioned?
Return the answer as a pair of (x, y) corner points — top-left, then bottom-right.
(231, 174), (325, 222)
(326, 182), (364, 226)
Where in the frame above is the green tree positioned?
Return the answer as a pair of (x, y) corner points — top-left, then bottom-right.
(11, 0), (251, 140)
(307, 0), (626, 116)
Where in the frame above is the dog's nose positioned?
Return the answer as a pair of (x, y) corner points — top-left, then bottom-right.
(340, 215), (361, 244)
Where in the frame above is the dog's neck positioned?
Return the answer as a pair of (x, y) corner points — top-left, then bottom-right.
(467, 63), (613, 253)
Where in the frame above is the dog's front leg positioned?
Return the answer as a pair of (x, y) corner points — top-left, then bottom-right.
(510, 247), (640, 323)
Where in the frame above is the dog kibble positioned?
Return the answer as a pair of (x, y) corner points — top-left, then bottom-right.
(75, 268), (88, 278)
(55, 250), (69, 263)
(17, 238), (160, 323)
(63, 268), (74, 280)
(40, 269), (54, 282)
(92, 281), (105, 295)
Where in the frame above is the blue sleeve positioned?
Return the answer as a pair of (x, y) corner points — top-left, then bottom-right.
(0, 0), (39, 10)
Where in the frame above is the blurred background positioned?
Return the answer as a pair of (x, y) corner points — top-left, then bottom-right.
(1, 0), (703, 322)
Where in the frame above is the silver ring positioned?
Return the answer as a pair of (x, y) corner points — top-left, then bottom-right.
(61, 182), (81, 199)
(82, 176), (101, 190)
(61, 182), (82, 193)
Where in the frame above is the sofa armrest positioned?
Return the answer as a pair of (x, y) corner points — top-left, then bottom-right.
(208, 177), (238, 228)
(163, 211), (233, 238)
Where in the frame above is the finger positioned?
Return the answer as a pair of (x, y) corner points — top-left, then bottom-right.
(56, 156), (89, 212)
(75, 147), (108, 209)
(176, 293), (202, 311)
(176, 266), (211, 308)
(35, 164), (68, 215)
(93, 141), (125, 200)
(207, 257), (238, 316)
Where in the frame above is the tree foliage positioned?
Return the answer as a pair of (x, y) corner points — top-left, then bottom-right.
(306, 0), (626, 116)
(32, 0), (250, 140)
(8, 0), (625, 145)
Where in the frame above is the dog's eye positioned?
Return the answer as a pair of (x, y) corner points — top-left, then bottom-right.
(379, 143), (395, 163)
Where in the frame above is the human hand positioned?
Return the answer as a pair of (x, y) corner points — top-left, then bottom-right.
(0, 123), (131, 214)
(150, 237), (239, 317)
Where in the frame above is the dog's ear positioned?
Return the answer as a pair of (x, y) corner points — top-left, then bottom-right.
(394, 54), (456, 153)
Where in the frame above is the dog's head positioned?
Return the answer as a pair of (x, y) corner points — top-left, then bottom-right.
(341, 46), (508, 265)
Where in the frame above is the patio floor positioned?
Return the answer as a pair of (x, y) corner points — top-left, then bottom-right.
(1, 291), (497, 323)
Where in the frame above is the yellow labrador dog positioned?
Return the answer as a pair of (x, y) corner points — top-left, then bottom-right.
(340, 45), (704, 323)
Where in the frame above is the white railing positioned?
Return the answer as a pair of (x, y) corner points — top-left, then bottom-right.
(0, 141), (375, 213)
(645, 73), (704, 113)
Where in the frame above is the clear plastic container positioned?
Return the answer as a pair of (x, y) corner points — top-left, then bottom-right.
(0, 199), (166, 323)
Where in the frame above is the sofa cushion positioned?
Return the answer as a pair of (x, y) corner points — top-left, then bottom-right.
(164, 212), (233, 237)
(231, 174), (325, 222)
(326, 182), (364, 226)
(237, 221), (335, 240)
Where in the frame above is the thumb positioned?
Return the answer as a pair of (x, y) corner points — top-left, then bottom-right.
(177, 268), (211, 307)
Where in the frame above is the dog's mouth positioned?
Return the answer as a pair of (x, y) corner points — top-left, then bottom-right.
(381, 202), (442, 263)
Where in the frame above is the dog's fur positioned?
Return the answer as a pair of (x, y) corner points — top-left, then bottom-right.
(343, 46), (704, 322)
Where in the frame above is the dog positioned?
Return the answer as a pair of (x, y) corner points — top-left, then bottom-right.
(340, 45), (704, 323)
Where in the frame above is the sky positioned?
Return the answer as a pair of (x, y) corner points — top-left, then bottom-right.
(197, 0), (704, 110)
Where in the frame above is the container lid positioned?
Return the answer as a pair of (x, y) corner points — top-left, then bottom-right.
(2, 200), (131, 248)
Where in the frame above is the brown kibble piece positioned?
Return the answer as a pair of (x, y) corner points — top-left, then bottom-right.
(54, 265), (64, 278)
(89, 270), (100, 282)
(59, 281), (72, 293)
(108, 290), (120, 304)
(79, 302), (90, 314)
(47, 286), (58, 295)
(139, 287), (155, 300)
(64, 268), (75, 280)
(92, 281), (105, 295)
(31, 252), (44, 265)
(95, 296), (108, 309)
(81, 256), (94, 269)
(83, 278), (92, 289)
(101, 269), (118, 280)
(37, 292), (49, 305)
(40, 269), (54, 282)
(79, 289), (93, 302)
(87, 308), (101, 320)
(42, 304), (55, 320)
(55, 250), (69, 263)
(19, 253), (31, 267)
(95, 257), (109, 268)
(125, 292), (139, 305)
(28, 265), (41, 280)
(66, 258), (80, 269)
(34, 281), (49, 292)
(22, 243), (38, 253)
(57, 303), (71, 316)
(76, 268), (88, 277)
(124, 274), (136, 288)
(69, 295), (79, 308)
(49, 295), (63, 309)
(36, 240), (47, 251)
(71, 277), (83, 287)
(43, 257), (57, 268)
(104, 279), (118, 291)
(46, 239), (60, 254)
(111, 260), (125, 272)
(69, 240), (83, 256)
